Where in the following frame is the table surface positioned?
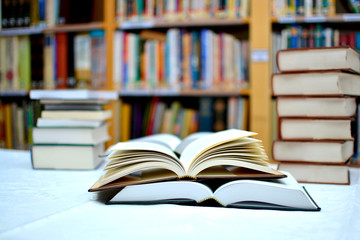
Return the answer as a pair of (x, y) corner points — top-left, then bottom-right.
(1, 149), (359, 240)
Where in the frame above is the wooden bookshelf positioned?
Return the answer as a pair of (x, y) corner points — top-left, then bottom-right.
(249, 0), (272, 154)
(3, 0), (358, 153)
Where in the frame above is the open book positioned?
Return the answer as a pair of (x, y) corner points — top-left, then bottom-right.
(107, 171), (320, 211)
(89, 129), (285, 192)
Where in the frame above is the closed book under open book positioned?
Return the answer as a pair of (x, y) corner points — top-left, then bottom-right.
(276, 47), (360, 73)
(89, 129), (285, 192)
(107, 171), (320, 211)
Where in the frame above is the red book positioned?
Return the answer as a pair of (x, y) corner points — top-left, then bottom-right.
(56, 33), (68, 89)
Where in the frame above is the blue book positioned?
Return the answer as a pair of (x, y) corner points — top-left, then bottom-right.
(355, 32), (360, 52)
(191, 31), (200, 88)
(198, 97), (214, 132)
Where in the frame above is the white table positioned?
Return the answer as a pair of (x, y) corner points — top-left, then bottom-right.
(1, 149), (359, 240)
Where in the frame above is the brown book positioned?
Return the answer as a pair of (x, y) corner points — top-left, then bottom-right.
(278, 162), (350, 185)
(89, 129), (285, 192)
(278, 117), (354, 141)
(275, 97), (357, 118)
(271, 71), (360, 96)
(276, 46), (360, 74)
(272, 140), (354, 164)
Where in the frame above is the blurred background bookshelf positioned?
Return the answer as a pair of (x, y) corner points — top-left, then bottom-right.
(0, 0), (359, 158)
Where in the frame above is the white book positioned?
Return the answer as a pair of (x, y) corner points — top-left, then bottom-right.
(36, 118), (105, 127)
(273, 140), (354, 163)
(32, 124), (110, 144)
(30, 89), (118, 100)
(276, 47), (360, 73)
(279, 118), (353, 140)
(113, 31), (123, 87)
(272, 71), (360, 96)
(107, 171), (320, 211)
(32, 142), (105, 170)
(276, 97), (357, 117)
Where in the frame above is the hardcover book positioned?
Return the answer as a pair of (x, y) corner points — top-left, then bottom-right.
(276, 97), (357, 117)
(276, 46), (360, 73)
(272, 140), (354, 164)
(89, 129), (285, 192)
(278, 118), (354, 140)
(278, 162), (349, 185)
(107, 171), (320, 211)
(271, 71), (360, 96)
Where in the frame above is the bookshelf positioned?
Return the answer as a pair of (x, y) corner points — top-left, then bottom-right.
(1, 0), (359, 155)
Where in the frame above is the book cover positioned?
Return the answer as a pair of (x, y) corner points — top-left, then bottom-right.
(55, 33), (68, 89)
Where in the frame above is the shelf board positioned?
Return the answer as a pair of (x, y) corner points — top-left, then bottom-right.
(43, 22), (105, 33)
(119, 88), (249, 97)
(273, 13), (360, 24)
(0, 25), (46, 36)
(0, 90), (28, 97)
(120, 18), (249, 30)
(181, 89), (249, 96)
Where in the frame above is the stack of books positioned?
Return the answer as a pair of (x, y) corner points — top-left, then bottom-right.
(29, 90), (117, 170)
(272, 46), (360, 184)
(88, 129), (321, 211)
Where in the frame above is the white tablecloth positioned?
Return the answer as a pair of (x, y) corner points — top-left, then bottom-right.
(1, 149), (359, 240)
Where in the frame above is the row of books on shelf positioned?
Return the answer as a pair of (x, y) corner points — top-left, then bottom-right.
(1, 0), (102, 30)
(1, 0), (43, 29)
(0, 30), (106, 91)
(116, 0), (250, 23)
(0, 100), (40, 150)
(275, 24), (360, 50)
(118, 96), (248, 142)
(113, 29), (249, 91)
(272, 24), (360, 72)
(271, 46), (360, 185)
(272, 0), (337, 17)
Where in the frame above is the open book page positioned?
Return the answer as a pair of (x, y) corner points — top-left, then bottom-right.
(109, 181), (213, 203)
(107, 134), (181, 153)
(214, 173), (318, 210)
(98, 142), (186, 187)
(174, 132), (213, 155)
(180, 129), (257, 171)
(177, 129), (278, 176)
(188, 138), (274, 176)
(129, 134), (182, 151)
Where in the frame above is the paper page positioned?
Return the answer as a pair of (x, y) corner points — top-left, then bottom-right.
(129, 134), (182, 151)
(174, 132), (213, 155)
(109, 181), (214, 203)
(179, 129), (257, 173)
(214, 172), (318, 209)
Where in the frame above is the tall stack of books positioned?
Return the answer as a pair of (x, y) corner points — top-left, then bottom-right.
(272, 46), (360, 184)
(29, 90), (117, 170)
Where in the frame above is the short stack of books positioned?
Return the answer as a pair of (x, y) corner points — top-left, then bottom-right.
(29, 90), (117, 170)
(272, 46), (360, 184)
(88, 129), (321, 211)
